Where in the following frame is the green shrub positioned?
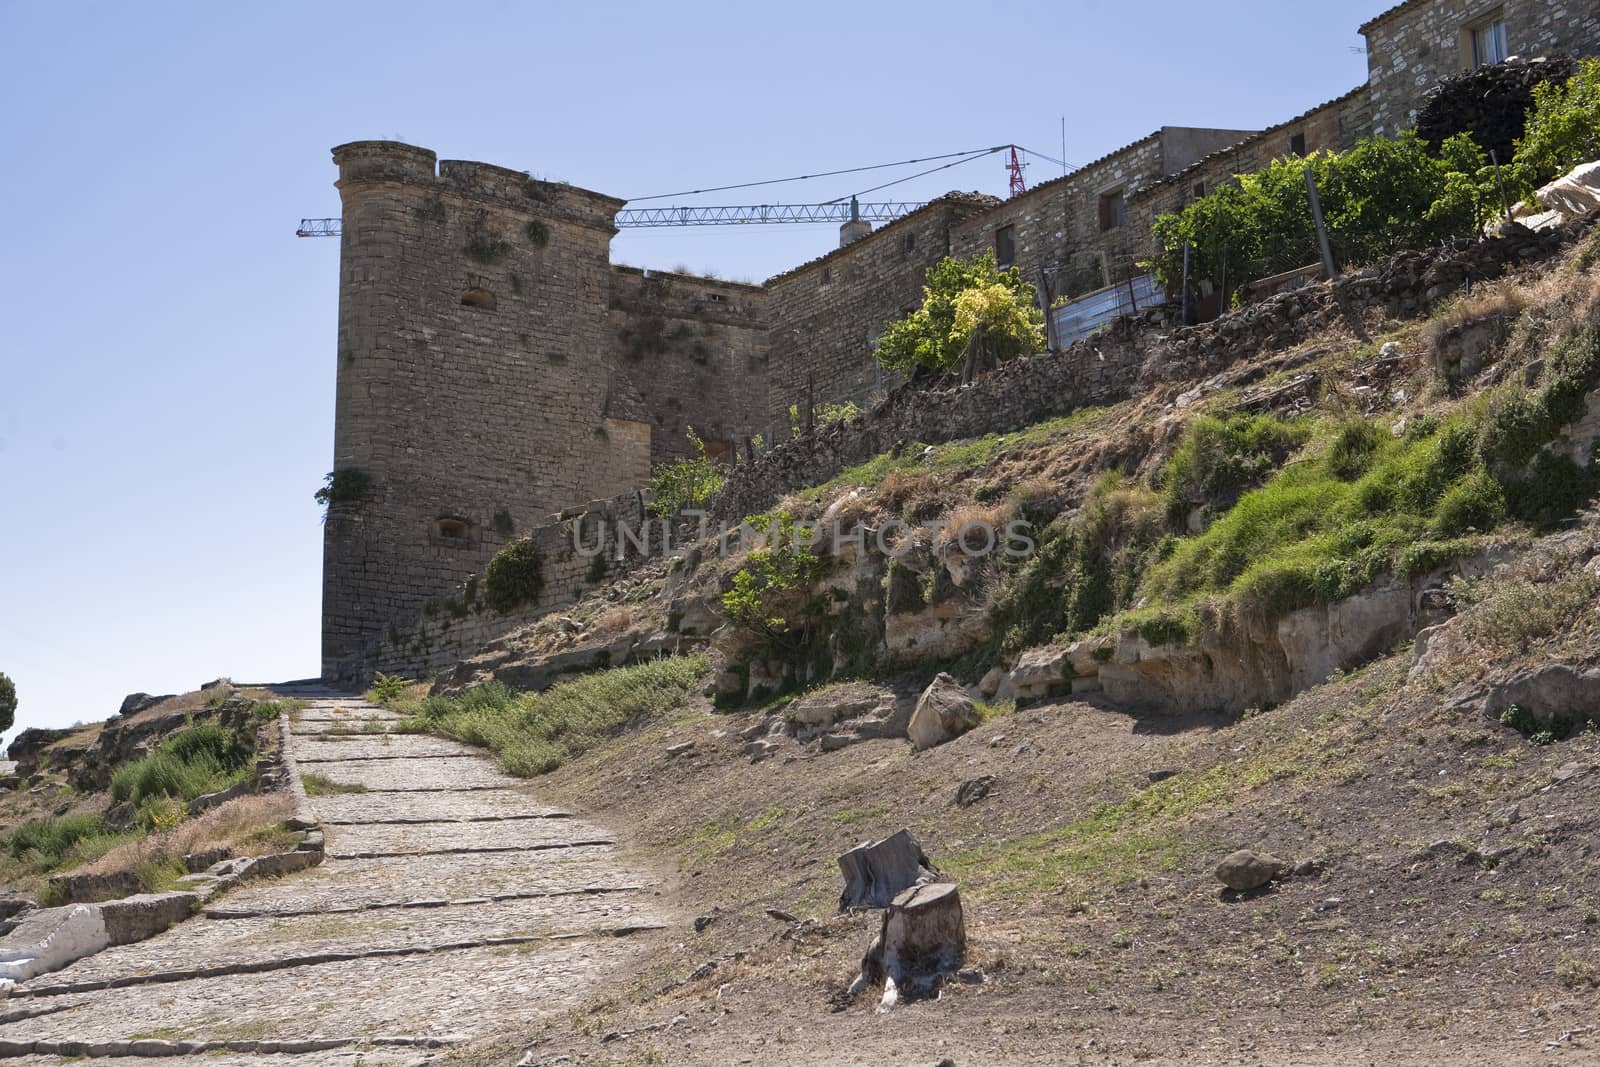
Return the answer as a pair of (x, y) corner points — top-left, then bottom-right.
(1514, 57), (1600, 194)
(1160, 413), (1310, 526)
(7, 813), (108, 868)
(315, 469), (373, 518)
(648, 428), (724, 517)
(1150, 131), (1495, 303)
(525, 220), (549, 248)
(0, 672), (14, 733)
(720, 514), (836, 649)
(1433, 468), (1506, 536)
(875, 251), (1042, 376)
(367, 673), (411, 705)
(397, 656), (707, 776)
(483, 540), (544, 612)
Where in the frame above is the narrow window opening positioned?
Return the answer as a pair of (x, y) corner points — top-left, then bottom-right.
(1098, 190), (1126, 232)
(1288, 132), (1307, 157)
(820, 266), (832, 287)
(902, 233), (917, 255)
(994, 225), (1015, 267)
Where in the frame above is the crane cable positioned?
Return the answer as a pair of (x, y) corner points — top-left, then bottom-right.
(628, 146), (1009, 202)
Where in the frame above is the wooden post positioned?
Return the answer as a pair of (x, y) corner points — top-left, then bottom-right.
(1305, 169), (1339, 280)
(1181, 242), (1192, 325)
(1490, 149), (1513, 223)
(805, 373), (815, 435)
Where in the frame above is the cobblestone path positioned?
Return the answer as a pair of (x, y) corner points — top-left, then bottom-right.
(0, 692), (668, 1063)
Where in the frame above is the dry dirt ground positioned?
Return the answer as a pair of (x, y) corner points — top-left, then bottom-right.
(476, 651), (1600, 1067)
(4, 659), (1597, 1065)
(0, 695), (673, 1065)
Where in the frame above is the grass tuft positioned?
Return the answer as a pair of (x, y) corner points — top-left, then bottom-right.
(396, 655), (708, 776)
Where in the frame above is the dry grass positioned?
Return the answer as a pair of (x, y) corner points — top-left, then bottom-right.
(67, 793), (295, 882)
(587, 606), (637, 639)
(936, 501), (1016, 554)
(877, 468), (944, 518)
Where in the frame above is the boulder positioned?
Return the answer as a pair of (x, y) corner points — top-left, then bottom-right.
(907, 674), (980, 751)
(1483, 663), (1600, 733)
(1214, 849), (1289, 892)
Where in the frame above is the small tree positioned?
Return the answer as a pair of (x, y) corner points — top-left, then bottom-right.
(875, 251), (1043, 377)
(648, 427), (724, 517)
(1514, 57), (1600, 195)
(0, 673), (14, 734)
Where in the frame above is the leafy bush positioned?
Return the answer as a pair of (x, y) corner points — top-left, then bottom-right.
(648, 428), (724, 517)
(1150, 132), (1495, 304)
(721, 514), (836, 648)
(396, 656), (708, 776)
(314, 469), (373, 518)
(788, 401), (861, 437)
(876, 251), (1043, 376)
(483, 539), (544, 612)
(525, 220), (550, 248)
(1515, 57), (1600, 195)
(0, 672), (13, 733)
(367, 673), (412, 705)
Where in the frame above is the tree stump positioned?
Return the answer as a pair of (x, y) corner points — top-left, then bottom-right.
(837, 829), (939, 911)
(849, 882), (965, 1011)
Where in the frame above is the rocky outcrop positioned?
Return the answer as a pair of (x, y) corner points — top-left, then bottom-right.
(1481, 664), (1600, 732)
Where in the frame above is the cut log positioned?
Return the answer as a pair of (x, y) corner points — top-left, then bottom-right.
(837, 829), (939, 911)
(849, 881), (966, 1011)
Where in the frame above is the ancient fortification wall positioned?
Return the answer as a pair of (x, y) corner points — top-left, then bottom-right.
(320, 143), (765, 677)
(321, 0), (1600, 681)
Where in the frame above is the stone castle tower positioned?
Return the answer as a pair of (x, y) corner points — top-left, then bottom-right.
(321, 141), (767, 677)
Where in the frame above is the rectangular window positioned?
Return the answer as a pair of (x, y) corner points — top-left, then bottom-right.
(902, 233), (916, 255)
(1289, 131), (1307, 157)
(994, 225), (1015, 267)
(1192, 181), (1206, 202)
(819, 266), (832, 287)
(1466, 11), (1508, 67)
(1098, 189), (1126, 231)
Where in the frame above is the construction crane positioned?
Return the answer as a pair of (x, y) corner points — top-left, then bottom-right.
(297, 143), (1048, 237)
(296, 198), (928, 237)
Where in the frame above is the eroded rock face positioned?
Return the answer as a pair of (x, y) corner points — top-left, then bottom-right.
(908, 674), (980, 751)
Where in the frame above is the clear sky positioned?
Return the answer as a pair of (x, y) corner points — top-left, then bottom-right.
(0, 1), (1372, 741)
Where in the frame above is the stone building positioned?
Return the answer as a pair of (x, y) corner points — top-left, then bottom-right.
(1361, 0), (1600, 136)
(946, 126), (1259, 303)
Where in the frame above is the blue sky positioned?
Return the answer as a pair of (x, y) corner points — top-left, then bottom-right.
(0, 1), (1371, 739)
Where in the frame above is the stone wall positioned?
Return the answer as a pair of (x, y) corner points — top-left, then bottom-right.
(336, 490), (655, 686)
(763, 196), (1000, 434)
(1361, 0), (1600, 136)
(607, 267), (769, 464)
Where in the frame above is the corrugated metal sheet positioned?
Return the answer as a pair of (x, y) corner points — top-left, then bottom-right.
(1051, 274), (1167, 346)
